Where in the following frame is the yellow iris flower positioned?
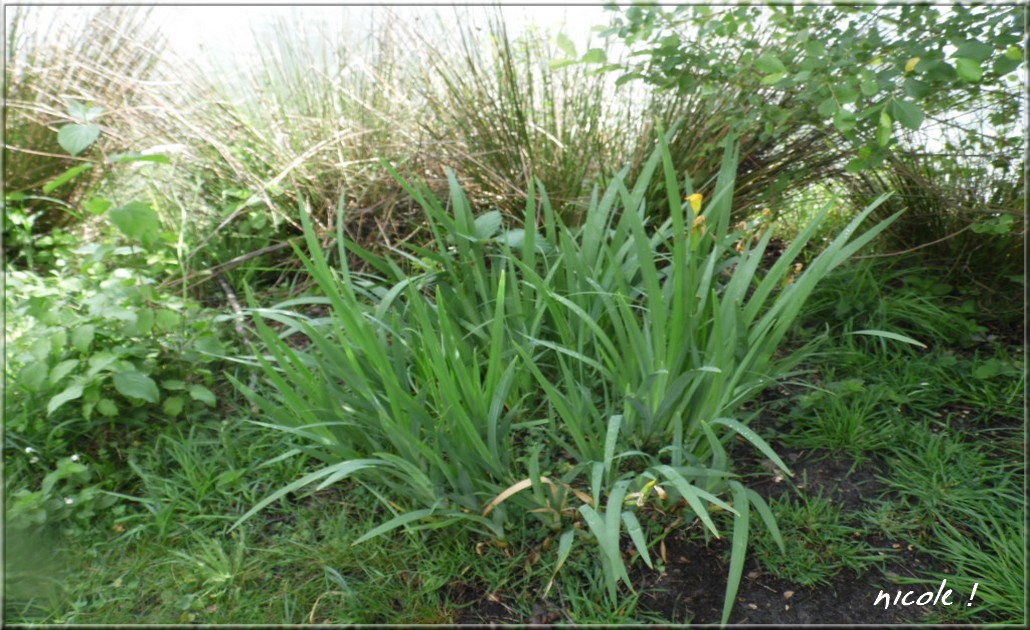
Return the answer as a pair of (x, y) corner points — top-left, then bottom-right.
(687, 193), (703, 213)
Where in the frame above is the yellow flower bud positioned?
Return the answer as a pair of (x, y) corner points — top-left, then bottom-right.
(686, 193), (703, 213)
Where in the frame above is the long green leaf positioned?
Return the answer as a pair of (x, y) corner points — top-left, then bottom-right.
(231, 459), (385, 530)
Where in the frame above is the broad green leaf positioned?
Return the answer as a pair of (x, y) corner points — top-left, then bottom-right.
(860, 77), (878, 97)
(835, 83), (859, 104)
(973, 359), (1002, 380)
(924, 60), (957, 81)
(162, 395), (186, 417)
(97, 398), (118, 417)
(83, 197), (113, 215)
(817, 97), (838, 117)
(134, 308), (154, 335)
(833, 109), (857, 133)
(992, 55), (1021, 76)
(755, 53), (787, 74)
(113, 371), (160, 403)
(162, 379), (187, 390)
(498, 228), (525, 248)
(109, 201), (162, 246)
(155, 308), (181, 330)
(19, 361), (48, 391)
(50, 329), (67, 355)
(87, 351), (119, 376)
(903, 78), (930, 99)
(188, 384), (217, 407)
(954, 57), (983, 82)
(57, 123), (101, 155)
(555, 32), (577, 58)
(71, 324), (96, 353)
(759, 72), (787, 85)
(42, 163), (94, 193)
(216, 469), (247, 488)
(582, 48), (607, 64)
(473, 210), (503, 240)
(1005, 45), (1023, 61)
(891, 99), (924, 131)
(194, 333), (225, 355)
(954, 40), (993, 63)
(67, 99), (103, 121)
(877, 110), (892, 147)
(49, 358), (80, 385)
(47, 382), (84, 416)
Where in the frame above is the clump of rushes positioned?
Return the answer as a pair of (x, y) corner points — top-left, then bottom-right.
(414, 11), (633, 222)
(232, 127), (900, 623)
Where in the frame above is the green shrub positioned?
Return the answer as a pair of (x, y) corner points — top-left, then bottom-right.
(233, 129), (899, 623)
(4, 255), (224, 449)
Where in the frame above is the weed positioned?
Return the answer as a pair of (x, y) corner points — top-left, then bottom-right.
(751, 494), (882, 586)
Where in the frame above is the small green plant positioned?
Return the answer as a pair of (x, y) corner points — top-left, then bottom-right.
(784, 377), (904, 463)
(898, 513), (1025, 624)
(5, 452), (117, 531)
(880, 422), (1021, 528)
(5, 259), (223, 448)
(751, 493), (882, 586)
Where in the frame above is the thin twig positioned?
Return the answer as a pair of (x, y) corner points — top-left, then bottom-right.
(159, 239), (298, 290)
(852, 224), (975, 260)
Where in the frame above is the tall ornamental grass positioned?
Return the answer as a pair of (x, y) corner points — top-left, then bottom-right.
(232, 129), (898, 623)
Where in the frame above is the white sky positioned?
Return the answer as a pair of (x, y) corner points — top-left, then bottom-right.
(12, 3), (604, 63)
(152, 4), (612, 63)
(10, 3), (617, 77)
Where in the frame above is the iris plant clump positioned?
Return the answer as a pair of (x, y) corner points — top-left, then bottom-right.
(233, 129), (898, 623)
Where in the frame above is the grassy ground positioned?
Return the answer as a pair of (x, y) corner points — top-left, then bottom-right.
(5, 259), (1023, 625)
(3, 7), (1024, 625)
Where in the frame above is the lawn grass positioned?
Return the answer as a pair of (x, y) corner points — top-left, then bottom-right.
(744, 262), (1026, 624)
